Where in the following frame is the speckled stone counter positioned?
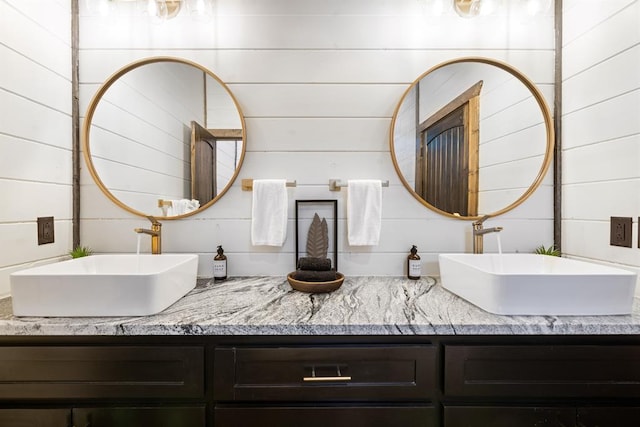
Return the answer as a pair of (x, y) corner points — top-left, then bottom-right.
(1, 276), (640, 336)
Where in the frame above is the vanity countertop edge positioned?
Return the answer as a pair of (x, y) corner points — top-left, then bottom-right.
(1, 276), (639, 336)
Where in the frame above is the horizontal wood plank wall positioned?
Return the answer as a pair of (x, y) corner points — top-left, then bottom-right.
(0, 0), (72, 296)
(562, 0), (640, 284)
(78, 0), (555, 277)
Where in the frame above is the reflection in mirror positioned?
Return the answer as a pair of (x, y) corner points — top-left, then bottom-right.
(83, 57), (245, 219)
(391, 58), (553, 219)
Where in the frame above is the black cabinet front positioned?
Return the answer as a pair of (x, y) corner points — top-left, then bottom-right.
(0, 346), (204, 399)
(444, 406), (575, 427)
(444, 345), (640, 398)
(214, 345), (437, 402)
(0, 408), (70, 427)
(576, 407), (640, 427)
(215, 405), (436, 427)
(2, 336), (640, 427)
(73, 406), (206, 427)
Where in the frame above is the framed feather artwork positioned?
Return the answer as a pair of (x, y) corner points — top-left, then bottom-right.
(294, 200), (338, 271)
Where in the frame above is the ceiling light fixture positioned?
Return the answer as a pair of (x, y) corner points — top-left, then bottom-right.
(85, 0), (214, 22)
(453, 0), (497, 18)
(452, 0), (551, 18)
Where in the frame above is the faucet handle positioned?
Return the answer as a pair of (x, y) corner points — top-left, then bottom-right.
(146, 215), (161, 226)
(473, 214), (492, 226)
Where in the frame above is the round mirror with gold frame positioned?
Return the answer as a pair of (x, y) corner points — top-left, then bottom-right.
(82, 56), (246, 219)
(390, 57), (554, 219)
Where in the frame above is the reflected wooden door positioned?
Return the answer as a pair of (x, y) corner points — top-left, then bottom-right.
(416, 81), (481, 216)
(191, 121), (217, 204)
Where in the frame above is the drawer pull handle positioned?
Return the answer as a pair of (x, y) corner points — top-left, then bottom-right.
(303, 376), (352, 382)
(304, 365), (351, 382)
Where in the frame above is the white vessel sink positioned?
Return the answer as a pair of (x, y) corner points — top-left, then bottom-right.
(438, 253), (637, 315)
(10, 254), (198, 317)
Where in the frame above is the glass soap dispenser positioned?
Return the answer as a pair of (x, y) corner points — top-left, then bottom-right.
(214, 245), (227, 281)
(407, 245), (421, 280)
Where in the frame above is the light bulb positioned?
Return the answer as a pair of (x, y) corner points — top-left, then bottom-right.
(425, 0), (446, 16)
(523, 0), (552, 16)
(186, 0), (214, 20)
(478, 0), (498, 15)
(147, 0), (168, 22)
(454, 0), (481, 18)
(85, 0), (115, 16)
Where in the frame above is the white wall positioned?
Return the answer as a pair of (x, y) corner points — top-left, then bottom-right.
(0, 0), (72, 296)
(562, 1), (640, 275)
(78, 0), (555, 278)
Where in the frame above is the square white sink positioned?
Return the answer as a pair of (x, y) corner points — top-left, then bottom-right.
(10, 254), (198, 317)
(438, 254), (637, 315)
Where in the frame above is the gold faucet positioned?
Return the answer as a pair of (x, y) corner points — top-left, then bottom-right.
(134, 216), (162, 254)
(472, 214), (503, 254)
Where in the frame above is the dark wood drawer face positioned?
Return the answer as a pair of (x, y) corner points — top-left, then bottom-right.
(214, 345), (436, 401)
(444, 406), (575, 427)
(0, 346), (204, 399)
(577, 407), (640, 427)
(73, 406), (206, 427)
(0, 408), (70, 427)
(215, 406), (436, 427)
(445, 345), (640, 398)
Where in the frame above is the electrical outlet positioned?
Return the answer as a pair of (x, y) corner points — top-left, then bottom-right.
(610, 217), (632, 248)
(37, 216), (54, 245)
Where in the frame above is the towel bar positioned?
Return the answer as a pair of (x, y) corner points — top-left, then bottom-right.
(157, 199), (173, 216)
(241, 179), (297, 191)
(328, 179), (389, 191)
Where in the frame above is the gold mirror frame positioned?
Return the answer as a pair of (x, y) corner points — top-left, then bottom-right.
(389, 57), (554, 220)
(82, 56), (246, 219)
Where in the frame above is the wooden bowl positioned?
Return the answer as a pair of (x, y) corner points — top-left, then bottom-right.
(287, 272), (344, 293)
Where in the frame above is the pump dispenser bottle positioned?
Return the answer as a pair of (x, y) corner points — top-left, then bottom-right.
(214, 245), (227, 281)
(407, 245), (421, 280)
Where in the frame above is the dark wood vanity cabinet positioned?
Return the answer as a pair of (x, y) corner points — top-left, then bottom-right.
(2, 337), (640, 426)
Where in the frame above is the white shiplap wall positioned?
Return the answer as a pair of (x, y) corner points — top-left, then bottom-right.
(78, 0), (555, 278)
(562, 1), (640, 276)
(0, 0), (72, 297)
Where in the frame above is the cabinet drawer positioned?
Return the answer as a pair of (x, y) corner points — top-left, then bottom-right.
(214, 345), (436, 401)
(577, 407), (640, 427)
(73, 406), (206, 427)
(444, 406), (575, 427)
(0, 409), (70, 427)
(445, 345), (640, 398)
(215, 406), (436, 427)
(0, 346), (204, 399)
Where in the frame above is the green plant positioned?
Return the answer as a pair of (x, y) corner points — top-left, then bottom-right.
(69, 245), (93, 258)
(534, 244), (560, 257)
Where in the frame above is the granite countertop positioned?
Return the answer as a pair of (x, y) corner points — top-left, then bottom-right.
(1, 276), (640, 336)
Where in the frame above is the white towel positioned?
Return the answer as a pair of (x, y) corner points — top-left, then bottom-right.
(347, 179), (382, 246)
(167, 199), (200, 216)
(251, 179), (288, 246)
